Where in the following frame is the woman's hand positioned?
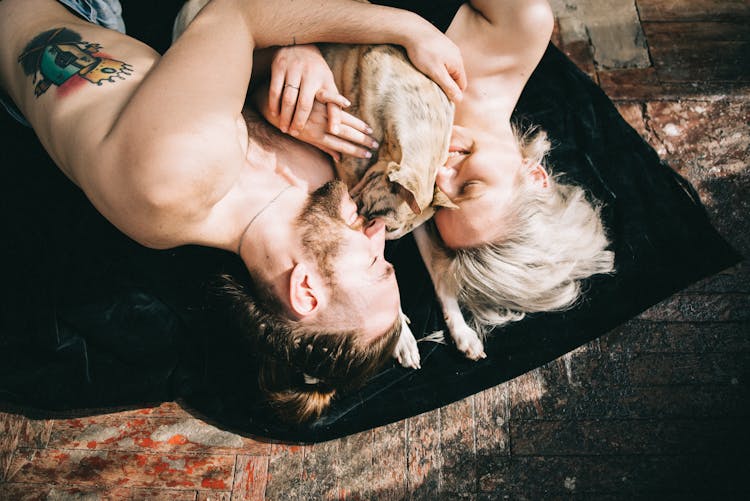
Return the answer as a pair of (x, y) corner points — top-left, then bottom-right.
(266, 44), (350, 137)
(402, 27), (467, 103)
(287, 100), (378, 162)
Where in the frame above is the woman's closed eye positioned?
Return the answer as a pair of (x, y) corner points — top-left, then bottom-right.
(460, 181), (480, 195)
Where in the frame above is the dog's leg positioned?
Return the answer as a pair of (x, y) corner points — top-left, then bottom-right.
(393, 308), (420, 369)
(412, 226), (486, 360)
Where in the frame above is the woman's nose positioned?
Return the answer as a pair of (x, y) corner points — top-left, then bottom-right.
(436, 165), (459, 198)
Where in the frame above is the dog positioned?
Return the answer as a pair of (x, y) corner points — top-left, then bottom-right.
(173, 0), (485, 369)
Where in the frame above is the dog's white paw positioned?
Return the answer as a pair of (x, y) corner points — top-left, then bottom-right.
(452, 326), (486, 361)
(394, 326), (421, 369)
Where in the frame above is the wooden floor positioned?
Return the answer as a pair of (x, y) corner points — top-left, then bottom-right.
(1, 1), (748, 499)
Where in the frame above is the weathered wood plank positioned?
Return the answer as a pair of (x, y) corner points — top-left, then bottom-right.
(440, 397), (476, 498)
(601, 321), (750, 354)
(15, 418), (54, 449)
(638, 294), (750, 322)
(264, 444), (305, 500)
(474, 385), (510, 494)
(510, 418), (750, 455)
(599, 67), (750, 100)
(481, 454), (749, 498)
(231, 455), (268, 501)
(650, 41), (750, 82)
(636, 0), (750, 22)
(47, 416), (268, 455)
(198, 492), (230, 501)
(370, 420), (408, 500)
(299, 440), (339, 500)
(5, 448), (236, 490)
(0, 413), (25, 481)
(0, 484), (200, 501)
(407, 411), (442, 498)
(336, 430), (374, 500)
(643, 20), (750, 43)
(628, 352), (749, 385)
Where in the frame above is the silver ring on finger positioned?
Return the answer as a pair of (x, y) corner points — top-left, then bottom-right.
(284, 83), (300, 91)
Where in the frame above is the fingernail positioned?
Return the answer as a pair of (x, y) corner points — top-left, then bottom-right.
(366, 126), (373, 134)
(290, 129), (299, 137)
(280, 126), (288, 133)
(343, 99), (351, 107)
(363, 151), (372, 159)
(371, 140), (379, 148)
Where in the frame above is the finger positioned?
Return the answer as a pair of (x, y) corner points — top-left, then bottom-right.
(279, 82), (301, 133)
(438, 66), (463, 103)
(321, 133), (373, 159)
(334, 123), (379, 149)
(317, 88), (351, 108)
(327, 102), (342, 135)
(319, 146), (341, 163)
(340, 111), (373, 135)
(450, 60), (468, 92)
(267, 70), (286, 118)
(289, 83), (316, 136)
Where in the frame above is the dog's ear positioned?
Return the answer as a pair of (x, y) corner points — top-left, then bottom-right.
(387, 161), (432, 215)
(432, 187), (459, 209)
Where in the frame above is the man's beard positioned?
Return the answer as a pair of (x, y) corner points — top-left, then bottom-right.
(296, 180), (349, 281)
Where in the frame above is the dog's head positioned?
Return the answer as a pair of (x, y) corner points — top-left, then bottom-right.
(350, 160), (456, 239)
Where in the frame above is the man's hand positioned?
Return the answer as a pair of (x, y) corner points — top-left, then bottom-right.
(267, 45), (350, 137)
(402, 27), (467, 102)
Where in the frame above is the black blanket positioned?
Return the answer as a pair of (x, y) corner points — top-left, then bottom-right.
(0, 0), (741, 442)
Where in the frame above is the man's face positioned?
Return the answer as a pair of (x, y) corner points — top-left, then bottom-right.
(298, 181), (401, 342)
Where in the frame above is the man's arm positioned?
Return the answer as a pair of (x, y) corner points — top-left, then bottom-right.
(104, 0), (464, 229)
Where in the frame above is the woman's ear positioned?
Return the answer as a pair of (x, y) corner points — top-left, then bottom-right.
(288, 262), (322, 318)
(526, 161), (549, 189)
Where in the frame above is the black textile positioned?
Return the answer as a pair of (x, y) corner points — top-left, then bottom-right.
(0, 1), (741, 442)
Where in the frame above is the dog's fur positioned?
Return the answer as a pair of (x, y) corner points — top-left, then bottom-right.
(319, 43), (455, 239)
(173, 0), (484, 369)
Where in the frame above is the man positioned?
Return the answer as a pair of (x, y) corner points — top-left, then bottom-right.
(0, 0), (467, 421)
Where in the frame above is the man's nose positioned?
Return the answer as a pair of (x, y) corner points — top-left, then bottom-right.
(364, 218), (385, 239)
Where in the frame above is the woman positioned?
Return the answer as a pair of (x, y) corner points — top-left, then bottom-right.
(262, 0), (614, 339)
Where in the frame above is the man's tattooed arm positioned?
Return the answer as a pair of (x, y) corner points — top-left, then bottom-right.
(18, 27), (132, 97)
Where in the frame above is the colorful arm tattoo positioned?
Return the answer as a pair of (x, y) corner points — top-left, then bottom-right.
(18, 27), (133, 97)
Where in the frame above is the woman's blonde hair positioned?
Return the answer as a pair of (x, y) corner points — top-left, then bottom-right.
(441, 127), (615, 335)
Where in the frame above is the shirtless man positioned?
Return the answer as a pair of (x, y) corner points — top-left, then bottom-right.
(0, 0), (467, 422)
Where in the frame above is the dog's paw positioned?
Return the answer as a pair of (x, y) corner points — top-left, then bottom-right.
(452, 326), (486, 361)
(394, 329), (421, 369)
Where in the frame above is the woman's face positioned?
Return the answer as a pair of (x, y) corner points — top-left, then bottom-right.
(434, 125), (524, 249)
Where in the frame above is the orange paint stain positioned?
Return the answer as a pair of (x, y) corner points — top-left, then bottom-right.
(201, 477), (227, 489)
(135, 454), (148, 467)
(86, 441), (97, 449)
(167, 434), (188, 445)
(135, 437), (158, 449)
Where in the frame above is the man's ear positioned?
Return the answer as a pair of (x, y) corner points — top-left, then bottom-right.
(288, 263), (322, 318)
(526, 161), (549, 189)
